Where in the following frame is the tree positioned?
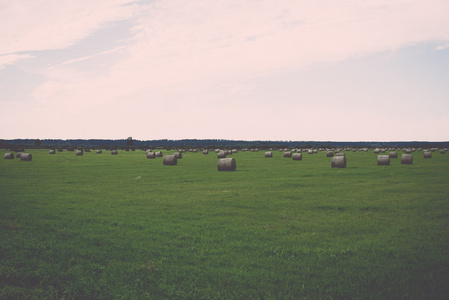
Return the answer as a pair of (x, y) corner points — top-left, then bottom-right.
(126, 137), (133, 147)
(34, 139), (42, 147)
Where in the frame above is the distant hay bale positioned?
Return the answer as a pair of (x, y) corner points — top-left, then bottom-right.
(265, 151), (273, 158)
(218, 158), (236, 171)
(4, 153), (14, 159)
(76, 150), (83, 156)
(232, 149), (238, 153)
(16, 152), (22, 158)
(163, 155), (177, 165)
(203, 150), (209, 155)
(155, 151), (163, 157)
(401, 154), (413, 164)
(331, 156), (346, 168)
(292, 153), (302, 160)
(308, 150), (313, 154)
(96, 149), (102, 154)
(377, 155), (390, 166)
(404, 149), (412, 154)
(85, 149), (91, 152)
(284, 152), (292, 158)
(173, 152), (182, 159)
(326, 151), (334, 157)
(374, 148), (380, 154)
(423, 151), (432, 159)
(20, 153), (32, 161)
(217, 151), (226, 158)
(146, 152), (155, 158)
(389, 151), (398, 158)
(49, 150), (56, 154)
(335, 153), (345, 157)
(111, 150), (118, 155)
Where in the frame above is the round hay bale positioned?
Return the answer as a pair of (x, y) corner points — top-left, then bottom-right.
(284, 152), (292, 158)
(404, 149), (412, 154)
(173, 152), (182, 159)
(76, 150), (83, 156)
(308, 150), (314, 154)
(203, 150), (209, 155)
(163, 155), (177, 165)
(423, 151), (432, 159)
(377, 155), (390, 165)
(217, 151), (226, 158)
(20, 153), (32, 161)
(326, 151), (334, 157)
(292, 153), (302, 160)
(389, 151), (397, 158)
(265, 151), (273, 158)
(4, 153), (14, 159)
(401, 154), (413, 164)
(16, 152), (22, 158)
(218, 158), (236, 171)
(49, 150), (56, 154)
(335, 153), (345, 157)
(111, 150), (118, 155)
(146, 152), (155, 158)
(96, 149), (102, 154)
(155, 151), (163, 157)
(331, 156), (346, 168)
(232, 149), (238, 153)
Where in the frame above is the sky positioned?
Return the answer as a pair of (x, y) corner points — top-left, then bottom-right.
(1, 0), (448, 142)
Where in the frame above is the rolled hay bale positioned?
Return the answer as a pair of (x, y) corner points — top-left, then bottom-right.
(203, 150), (209, 155)
(217, 151), (226, 158)
(423, 151), (432, 159)
(308, 150), (314, 154)
(326, 151), (334, 157)
(20, 153), (32, 161)
(76, 150), (83, 156)
(96, 149), (102, 154)
(232, 149), (238, 153)
(404, 149), (412, 154)
(374, 148), (381, 154)
(401, 154), (413, 164)
(111, 150), (118, 155)
(389, 151), (398, 158)
(4, 153), (14, 159)
(173, 152), (182, 159)
(331, 156), (346, 168)
(16, 152), (22, 158)
(218, 158), (236, 171)
(85, 149), (91, 152)
(292, 153), (303, 160)
(146, 152), (155, 158)
(163, 155), (177, 165)
(377, 155), (390, 166)
(335, 153), (345, 157)
(284, 152), (292, 158)
(49, 150), (56, 154)
(155, 151), (163, 157)
(265, 151), (273, 158)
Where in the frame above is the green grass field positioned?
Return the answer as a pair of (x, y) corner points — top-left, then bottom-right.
(1, 148), (448, 299)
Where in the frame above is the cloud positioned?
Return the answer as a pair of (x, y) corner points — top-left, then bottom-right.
(0, 54), (35, 69)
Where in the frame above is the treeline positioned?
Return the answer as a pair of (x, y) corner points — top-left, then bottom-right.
(1, 139), (448, 150)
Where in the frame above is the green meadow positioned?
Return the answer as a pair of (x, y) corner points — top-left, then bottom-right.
(1, 149), (448, 299)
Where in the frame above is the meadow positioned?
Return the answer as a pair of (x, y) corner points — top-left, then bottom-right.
(1, 148), (448, 299)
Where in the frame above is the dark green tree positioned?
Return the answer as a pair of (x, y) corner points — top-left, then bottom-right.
(126, 137), (133, 147)
(34, 139), (42, 147)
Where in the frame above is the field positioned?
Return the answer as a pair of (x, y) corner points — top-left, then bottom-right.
(1, 148), (448, 299)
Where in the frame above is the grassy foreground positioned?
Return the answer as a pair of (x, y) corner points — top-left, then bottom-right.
(1, 149), (448, 299)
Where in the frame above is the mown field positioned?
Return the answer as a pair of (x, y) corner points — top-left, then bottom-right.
(1, 148), (448, 299)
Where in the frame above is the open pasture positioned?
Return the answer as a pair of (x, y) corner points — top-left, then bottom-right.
(1, 148), (448, 299)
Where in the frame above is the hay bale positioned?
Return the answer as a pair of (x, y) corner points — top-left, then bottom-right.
(401, 154), (413, 164)
(404, 149), (412, 154)
(20, 153), (32, 161)
(111, 150), (118, 155)
(218, 158), (236, 171)
(163, 155), (177, 165)
(326, 151), (334, 157)
(173, 152), (182, 159)
(389, 151), (397, 158)
(335, 153), (345, 157)
(217, 151), (226, 158)
(423, 151), (432, 158)
(203, 150), (209, 155)
(331, 156), (346, 168)
(49, 150), (56, 154)
(377, 155), (390, 165)
(76, 150), (83, 156)
(265, 151), (273, 158)
(155, 151), (163, 157)
(146, 152), (155, 158)
(16, 152), (22, 158)
(284, 152), (292, 158)
(4, 153), (14, 159)
(308, 150), (314, 154)
(96, 149), (102, 154)
(292, 153), (302, 160)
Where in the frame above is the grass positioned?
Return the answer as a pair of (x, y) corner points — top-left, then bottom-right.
(1, 149), (448, 299)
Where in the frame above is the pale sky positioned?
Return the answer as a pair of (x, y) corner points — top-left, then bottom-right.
(1, 0), (448, 141)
